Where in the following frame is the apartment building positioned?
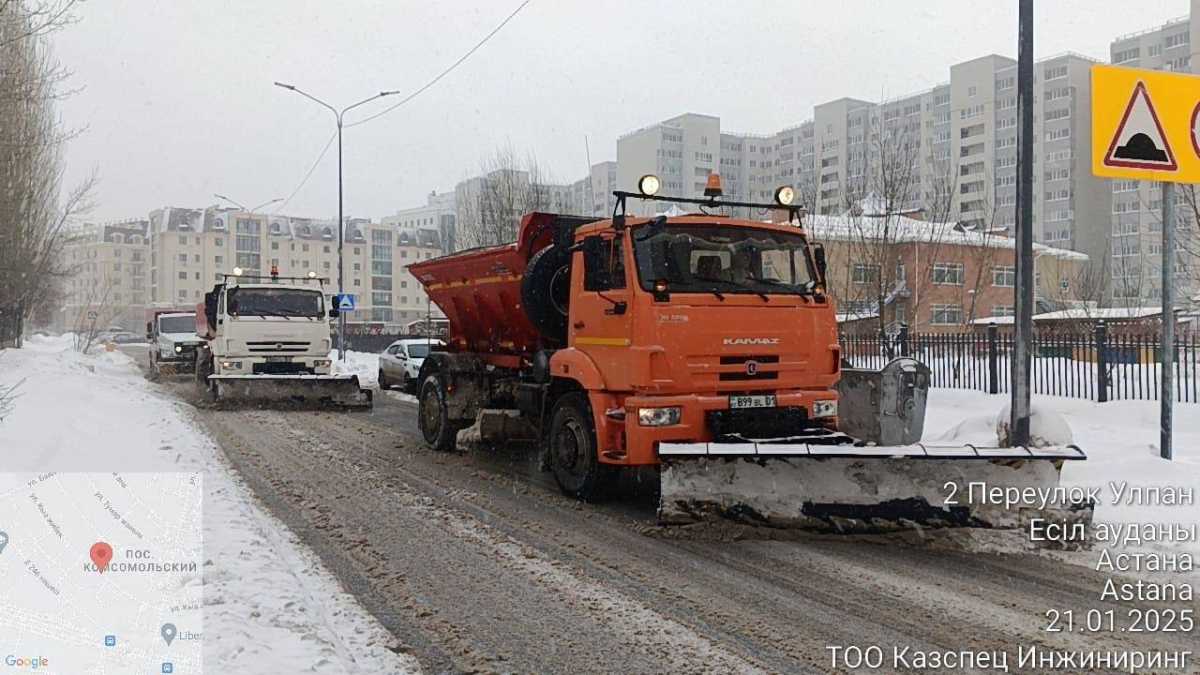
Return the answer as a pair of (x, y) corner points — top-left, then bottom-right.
(382, 191), (457, 254)
(1106, 15), (1198, 306)
(60, 220), (151, 332)
(616, 113), (722, 216)
(147, 207), (444, 330)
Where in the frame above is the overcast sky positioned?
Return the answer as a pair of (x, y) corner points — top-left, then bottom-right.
(56, 0), (1188, 223)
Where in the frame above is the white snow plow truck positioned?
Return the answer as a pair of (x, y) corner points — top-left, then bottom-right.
(146, 308), (203, 378)
(194, 269), (371, 409)
(407, 175), (1093, 532)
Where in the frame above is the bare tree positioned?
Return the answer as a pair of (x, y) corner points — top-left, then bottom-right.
(0, 1), (94, 347)
(454, 147), (554, 250)
(70, 273), (118, 353)
(837, 105), (956, 335)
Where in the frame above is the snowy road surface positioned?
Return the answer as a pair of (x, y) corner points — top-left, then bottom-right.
(186, 354), (1198, 673)
(7, 339), (1198, 673)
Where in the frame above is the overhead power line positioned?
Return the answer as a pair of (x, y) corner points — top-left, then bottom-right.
(346, 0), (531, 128)
(270, 0), (531, 214)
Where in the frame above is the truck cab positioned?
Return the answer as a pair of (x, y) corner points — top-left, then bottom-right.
(146, 310), (202, 377)
(195, 272), (335, 383)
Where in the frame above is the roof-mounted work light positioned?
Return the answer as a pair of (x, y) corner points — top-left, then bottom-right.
(637, 174), (661, 196)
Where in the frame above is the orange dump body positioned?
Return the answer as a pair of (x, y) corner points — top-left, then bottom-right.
(408, 212), (560, 358)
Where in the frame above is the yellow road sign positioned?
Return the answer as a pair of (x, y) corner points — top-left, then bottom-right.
(1092, 64), (1200, 183)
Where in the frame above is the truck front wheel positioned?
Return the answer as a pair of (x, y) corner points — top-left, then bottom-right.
(548, 392), (611, 501)
(419, 374), (458, 452)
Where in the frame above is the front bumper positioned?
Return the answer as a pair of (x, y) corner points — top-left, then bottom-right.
(608, 390), (839, 465)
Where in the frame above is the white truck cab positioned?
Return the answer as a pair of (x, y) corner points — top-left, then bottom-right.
(194, 271), (371, 407)
(147, 310), (202, 377)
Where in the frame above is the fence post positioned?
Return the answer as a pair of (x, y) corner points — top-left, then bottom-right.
(987, 323), (999, 394)
(1095, 320), (1108, 403)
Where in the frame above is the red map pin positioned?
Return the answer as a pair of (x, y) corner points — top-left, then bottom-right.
(90, 541), (113, 573)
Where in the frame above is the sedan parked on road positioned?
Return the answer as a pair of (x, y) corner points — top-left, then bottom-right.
(378, 337), (444, 392)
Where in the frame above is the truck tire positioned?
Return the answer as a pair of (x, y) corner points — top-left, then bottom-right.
(548, 392), (611, 501)
(419, 374), (459, 452)
(521, 244), (571, 344)
(194, 352), (216, 401)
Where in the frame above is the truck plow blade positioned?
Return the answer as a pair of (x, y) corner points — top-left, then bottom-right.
(210, 374), (372, 409)
(658, 443), (1092, 532)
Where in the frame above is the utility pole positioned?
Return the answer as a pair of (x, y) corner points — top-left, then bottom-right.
(1160, 182), (1174, 459)
(1011, 0), (1035, 447)
(274, 83), (399, 360)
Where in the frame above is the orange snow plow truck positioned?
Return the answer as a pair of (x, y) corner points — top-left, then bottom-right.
(409, 176), (1092, 531)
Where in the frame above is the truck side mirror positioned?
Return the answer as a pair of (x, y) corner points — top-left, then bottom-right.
(146, 321), (152, 339)
(812, 243), (827, 282)
(328, 307), (339, 319)
(582, 236), (610, 290)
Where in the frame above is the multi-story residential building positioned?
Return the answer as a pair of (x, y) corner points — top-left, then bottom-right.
(616, 113), (723, 216)
(382, 191), (457, 254)
(147, 207), (444, 331)
(1106, 15), (1198, 307)
(60, 220), (151, 332)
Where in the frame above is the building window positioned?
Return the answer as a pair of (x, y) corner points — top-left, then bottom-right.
(992, 305), (1015, 318)
(932, 262), (964, 285)
(852, 263), (880, 284)
(931, 304), (963, 325)
(992, 265), (1015, 287)
(178, 272), (187, 280)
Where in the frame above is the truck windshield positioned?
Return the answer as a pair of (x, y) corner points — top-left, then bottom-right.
(159, 315), (195, 333)
(632, 224), (816, 296)
(228, 288), (324, 318)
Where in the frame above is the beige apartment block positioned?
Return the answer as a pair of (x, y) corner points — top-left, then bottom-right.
(60, 221), (151, 332)
(148, 207), (444, 330)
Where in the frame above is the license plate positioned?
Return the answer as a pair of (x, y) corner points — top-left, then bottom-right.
(729, 394), (776, 409)
(264, 356), (292, 363)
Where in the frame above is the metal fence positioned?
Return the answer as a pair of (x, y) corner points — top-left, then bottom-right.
(841, 324), (1200, 403)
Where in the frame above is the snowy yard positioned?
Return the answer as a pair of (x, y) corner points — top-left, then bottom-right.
(0, 336), (419, 674)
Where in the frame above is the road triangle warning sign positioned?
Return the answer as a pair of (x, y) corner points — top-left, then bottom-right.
(338, 294), (355, 311)
(1103, 81), (1177, 171)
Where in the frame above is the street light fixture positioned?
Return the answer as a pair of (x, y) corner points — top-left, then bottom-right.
(274, 82), (400, 361)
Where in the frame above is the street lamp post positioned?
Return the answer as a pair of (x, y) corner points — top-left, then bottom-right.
(274, 83), (399, 361)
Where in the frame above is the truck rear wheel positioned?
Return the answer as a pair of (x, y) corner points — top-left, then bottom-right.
(548, 392), (611, 501)
(419, 374), (459, 452)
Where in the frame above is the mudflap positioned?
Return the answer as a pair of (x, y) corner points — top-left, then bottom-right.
(210, 374), (373, 409)
(658, 452), (1094, 533)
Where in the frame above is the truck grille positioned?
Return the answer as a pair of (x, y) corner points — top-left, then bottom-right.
(718, 354), (779, 382)
(247, 341), (310, 353)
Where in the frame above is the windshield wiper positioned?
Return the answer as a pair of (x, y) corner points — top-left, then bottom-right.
(242, 309), (292, 320)
(690, 274), (727, 300)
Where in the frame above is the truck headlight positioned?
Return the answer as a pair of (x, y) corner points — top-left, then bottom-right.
(313, 359), (331, 367)
(812, 400), (838, 418)
(174, 345), (183, 353)
(220, 360), (242, 370)
(638, 406), (681, 426)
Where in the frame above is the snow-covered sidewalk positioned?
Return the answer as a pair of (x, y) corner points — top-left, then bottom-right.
(0, 336), (419, 674)
(926, 388), (1200, 553)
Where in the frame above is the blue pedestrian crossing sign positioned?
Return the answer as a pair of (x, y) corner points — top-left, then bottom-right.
(334, 294), (356, 312)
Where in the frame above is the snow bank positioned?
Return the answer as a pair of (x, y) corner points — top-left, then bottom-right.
(926, 389), (1200, 552)
(0, 337), (419, 674)
(330, 349), (379, 388)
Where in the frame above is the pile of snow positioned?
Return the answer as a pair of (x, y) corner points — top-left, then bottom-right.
(330, 349), (379, 388)
(926, 389), (1200, 551)
(0, 335), (419, 674)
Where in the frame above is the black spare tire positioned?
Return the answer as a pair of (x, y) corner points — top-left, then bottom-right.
(521, 244), (571, 344)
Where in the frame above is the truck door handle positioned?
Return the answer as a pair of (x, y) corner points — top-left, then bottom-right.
(573, 321), (585, 329)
